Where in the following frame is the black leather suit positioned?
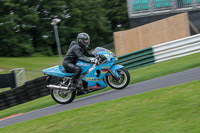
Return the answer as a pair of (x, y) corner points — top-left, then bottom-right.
(63, 41), (95, 79)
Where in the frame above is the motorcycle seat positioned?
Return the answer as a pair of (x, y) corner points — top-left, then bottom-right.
(58, 65), (71, 73)
(62, 69), (72, 73)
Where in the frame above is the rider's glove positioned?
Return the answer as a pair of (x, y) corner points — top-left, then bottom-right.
(90, 58), (98, 64)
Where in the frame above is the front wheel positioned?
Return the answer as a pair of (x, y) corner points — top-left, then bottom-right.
(106, 68), (130, 90)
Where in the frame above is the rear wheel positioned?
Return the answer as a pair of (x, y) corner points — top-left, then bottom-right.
(50, 89), (76, 104)
(106, 68), (130, 90)
(50, 81), (76, 104)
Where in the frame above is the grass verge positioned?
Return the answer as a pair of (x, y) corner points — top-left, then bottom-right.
(0, 80), (200, 132)
(129, 52), (200, 84)
(0, 52), (199, 119)
(0, 57), (60, 82)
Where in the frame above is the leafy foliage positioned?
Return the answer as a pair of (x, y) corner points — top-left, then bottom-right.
(66, 0), (112, 49)
(102, 0), (129, 31)
(0, 0), (128, 56)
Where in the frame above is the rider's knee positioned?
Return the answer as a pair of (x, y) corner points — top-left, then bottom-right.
(76, 67), (82, 73)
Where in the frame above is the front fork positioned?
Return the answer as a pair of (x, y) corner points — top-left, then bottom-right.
(107, 68), (120, 80)
(107, 64), (124, 80)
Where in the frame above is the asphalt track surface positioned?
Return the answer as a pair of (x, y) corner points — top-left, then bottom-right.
(0, 67), (200, 128)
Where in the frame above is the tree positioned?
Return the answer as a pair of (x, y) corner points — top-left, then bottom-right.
(28, 0), (68, 55)
(0, 0), (129, 56)
(65, 0), (112, 49)
(0, 0), (36, 56)
(102, 0), (129, 32)
(0, 0), (68, 56)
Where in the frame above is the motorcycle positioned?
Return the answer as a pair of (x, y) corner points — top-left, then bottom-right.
(42, 47), (130, 104)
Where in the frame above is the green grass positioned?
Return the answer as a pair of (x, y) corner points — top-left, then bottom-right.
(0, 56), (61, 92)
(0, 52), (199, 119)
(0, 57), (60, 71)
(0, 56), (60, 81)
(129, 52), (200, 84)
(0, 80), (200, 132)
(0, 57), (60, 92)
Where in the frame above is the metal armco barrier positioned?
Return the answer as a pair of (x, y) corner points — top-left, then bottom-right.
(115, 47), (155, 70)
(152, 33), (200, 63)
(115, 34), (200, 70)
(0, 76), (49, 111)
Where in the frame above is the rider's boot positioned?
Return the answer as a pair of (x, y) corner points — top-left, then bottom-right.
(75, 78), (83, 89)
(69, 77), (83, 90)
(69, 78), (75, 87)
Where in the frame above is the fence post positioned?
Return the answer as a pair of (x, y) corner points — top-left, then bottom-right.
(11, 70), (17, 89)
(10, 68), (26, 87)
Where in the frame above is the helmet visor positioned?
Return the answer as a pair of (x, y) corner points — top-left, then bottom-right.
(84, 39), (89, 43)
(83, 39), (89, 47)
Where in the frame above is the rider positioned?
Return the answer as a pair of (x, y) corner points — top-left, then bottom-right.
(63, 33), (97, 87)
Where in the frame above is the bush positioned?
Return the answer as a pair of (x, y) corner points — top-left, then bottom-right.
(34, 47), (53, 56)
(0, 42), (34, 57)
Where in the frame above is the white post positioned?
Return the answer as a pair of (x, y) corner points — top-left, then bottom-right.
(10, 68), (26, 87)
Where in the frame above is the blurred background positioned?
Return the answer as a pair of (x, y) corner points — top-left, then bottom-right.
(0, 0), (129, 57)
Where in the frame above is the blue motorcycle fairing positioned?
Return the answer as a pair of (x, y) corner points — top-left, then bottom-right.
(83, 62), (113, 87)
(76, 61), (93, 73)
(42, 61), (93, 78)
(42, 65), (73, 77)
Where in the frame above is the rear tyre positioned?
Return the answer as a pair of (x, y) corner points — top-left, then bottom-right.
(50, 81), (76, 104)
(50, 89), (76, 104)
(49, 77), (76, 104)
(106, 68), (130, 90)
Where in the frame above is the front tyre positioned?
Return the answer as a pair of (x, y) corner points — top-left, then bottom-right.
(106, 68), (130, 90)
(50, 89), (76, 104)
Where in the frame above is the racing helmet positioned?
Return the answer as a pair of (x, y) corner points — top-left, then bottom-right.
(77, 33), (90, 47)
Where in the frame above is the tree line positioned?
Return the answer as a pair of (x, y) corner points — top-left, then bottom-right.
(0, 0), (128, 57)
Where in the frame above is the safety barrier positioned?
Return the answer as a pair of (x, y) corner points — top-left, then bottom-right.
(0, 72), (16, 89)
(0, 76), (49, 111)
(115, 33), (200, 70)
(115, 47), (154, 70)
(153, 33), (200, 63)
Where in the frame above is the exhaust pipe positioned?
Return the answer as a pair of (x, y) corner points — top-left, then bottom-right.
(47, 84), (69, 90)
